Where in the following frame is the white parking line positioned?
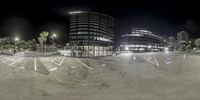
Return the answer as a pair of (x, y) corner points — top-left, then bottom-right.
(153, 54), (160, 66)
(49, 67), (58, 72)
(52, 57), (65, 66)
(5, 56), (24, 62)
(8, 57), (24, 66)
(76, 58), (93, 70)
(5, 57), (15, 62)
(163, 55), (170, 59)
(19, 67), (25, 69)
(166, 62), (172, 64)
(143, 55), (159, 66)
(70, 66), (77, 69)
(34, 58), (37, 71)
(101, 64), (106, 66)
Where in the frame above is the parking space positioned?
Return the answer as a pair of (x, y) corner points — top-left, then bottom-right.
(1, 52), (200, 100)
(0, 52), (197, 76)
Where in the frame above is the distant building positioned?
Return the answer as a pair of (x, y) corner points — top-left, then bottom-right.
(120, 27), (167, 52)
(168, 36), (176, 45)
(177, 31), (188, 43)
(168, 36), (176, 51)
(69, 11), (114, 57)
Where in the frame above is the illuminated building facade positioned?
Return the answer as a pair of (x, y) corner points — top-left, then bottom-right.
(69, 11), (114, 57)
(121, 27), (167, 52)
(177, 31), (188, 43)
(168, 36), (176, 51)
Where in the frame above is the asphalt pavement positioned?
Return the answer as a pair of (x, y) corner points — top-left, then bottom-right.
(0, 52), (200, 100)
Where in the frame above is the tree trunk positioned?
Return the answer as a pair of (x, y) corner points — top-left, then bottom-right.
(45, 41), (46, 52)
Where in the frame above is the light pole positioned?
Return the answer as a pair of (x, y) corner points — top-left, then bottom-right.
(14, 37), (20, 45)
(14, 37), (20, 52)
(51, 33), (57, 45)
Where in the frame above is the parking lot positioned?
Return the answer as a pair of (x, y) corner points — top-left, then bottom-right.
(0, 52), (200, 100)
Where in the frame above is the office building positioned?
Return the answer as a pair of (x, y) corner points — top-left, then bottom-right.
(168, 36), (176, 51)
(177, 31), (188, 43)
(69, 11), (114, 57)
(120, 27), (167, 52)
(168, 36), (176, 47)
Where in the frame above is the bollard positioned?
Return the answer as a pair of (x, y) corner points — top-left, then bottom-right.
(133, 56), (136, 60)
(183, 54), (186, 59)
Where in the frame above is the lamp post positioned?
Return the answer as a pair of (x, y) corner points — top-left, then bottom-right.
(14, 37), (20, 45)
(51, 33), (57, 45)
(14, 37), (20, 52)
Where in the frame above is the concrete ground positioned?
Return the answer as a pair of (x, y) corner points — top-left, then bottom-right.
(0, 52), (200, 100)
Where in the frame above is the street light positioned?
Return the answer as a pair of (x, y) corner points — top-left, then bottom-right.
(165, 47), (169, 53)
(14, 37), (19, 41)
(14, 37), (20, 53)
(125, 46), (129, 51)
(14, 37), (20, 45)
(53, 33), (57, 37)
(51, 33), (57, 45)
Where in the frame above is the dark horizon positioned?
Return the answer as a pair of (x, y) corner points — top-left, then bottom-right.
(0, 0), (200, 44)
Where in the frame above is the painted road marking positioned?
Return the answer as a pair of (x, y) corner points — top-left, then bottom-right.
(34, 58), (37, 71)
(70, 66), (77, 69)
(8, 57), (24, 66)
(49, 67), (58, 72)
(153, 55), (160, 66)
(5, 57), (15, 62)
(101, 64), (106, 66)
(2, 60), (8, 63)
(166, 62), (172, 64)
(52, 57), (65, 66)
(76, 58), (93, 70)
(163, 55), (170, 59)
(5, 56), (23, 62)
(143, 55), (159, 66)
(19, 67), (25, 69)
(46, 65), (52, 68)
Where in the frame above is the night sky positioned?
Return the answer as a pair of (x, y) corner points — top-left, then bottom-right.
(0, 0), (200, 45)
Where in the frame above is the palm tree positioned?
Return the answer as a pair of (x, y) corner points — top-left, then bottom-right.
(38, 37), (44, 52)
(0, 42), (3, 54)
(38, 31), (49, 52)
(195, 38), (200, 48)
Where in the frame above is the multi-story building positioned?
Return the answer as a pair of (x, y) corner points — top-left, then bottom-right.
(168, 36), (176, 44)
(69, 11), (114, 57)
(177, 31), (188, 43)
(168, 36), (176, 51)
(120, 27), (167, 52)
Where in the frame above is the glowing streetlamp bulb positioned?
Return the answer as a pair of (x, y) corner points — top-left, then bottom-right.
(15, 37), (19, 41)
(51, 33), (57, 45)
(125, 47), (129, 50)
(165, 47), (169, 53)
(53, 34), (57, 37)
